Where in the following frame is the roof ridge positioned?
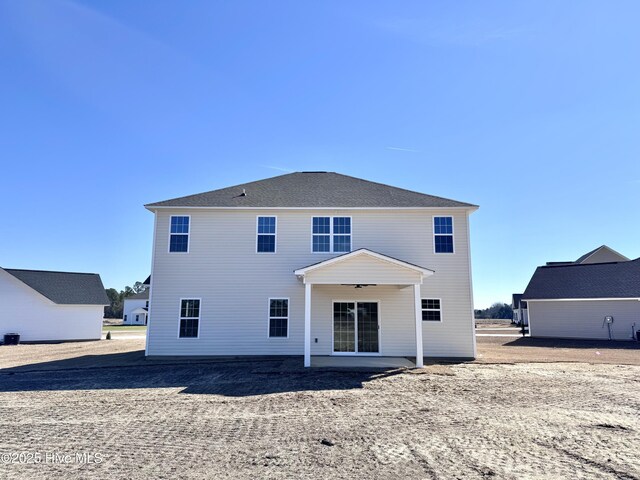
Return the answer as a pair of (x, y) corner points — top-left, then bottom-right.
(539, 260), (631, 269)
(3, 268), (100, 276)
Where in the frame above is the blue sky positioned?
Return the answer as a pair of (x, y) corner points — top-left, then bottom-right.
(0, 1), (638, 308)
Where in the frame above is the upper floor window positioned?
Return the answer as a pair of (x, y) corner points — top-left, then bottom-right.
(257, 216), (276, 253)
(434, 216), (454, 253)
(312, 217), (351, 253)
(169, 216), (190, 253)
(179, 299), (200, 338)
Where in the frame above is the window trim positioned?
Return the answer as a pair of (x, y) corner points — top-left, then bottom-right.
(267, 297), (289, 339)
(168, 215), (191, 254)
(256, 215), (277, 254)
(177, 297), (201, 339)
(433, 216), (455, 254)
(421, 298), (443, 322)
(310, 216), (353, 253)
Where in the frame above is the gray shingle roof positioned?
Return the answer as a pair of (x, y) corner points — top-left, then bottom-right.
(522, 258), (640, 300)
(126, 289), (150, 300)
(512, 293), (525, 309)
(145, 172), (477, 209)
(3, 269), (110, 305)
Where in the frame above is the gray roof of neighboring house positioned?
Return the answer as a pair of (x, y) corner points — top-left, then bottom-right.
(512, 293), (527, 309)
(125, 289), (150, 300)
(522, 258), (640, 300)
(3, 268), (110, 305)
(145, 172), (477, 209)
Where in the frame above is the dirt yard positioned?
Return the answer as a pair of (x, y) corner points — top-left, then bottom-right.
(1, 339), (639, 479)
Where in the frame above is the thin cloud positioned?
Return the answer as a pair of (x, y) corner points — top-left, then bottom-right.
(386, 146), (420, 153)
(262, 165), (294, 173)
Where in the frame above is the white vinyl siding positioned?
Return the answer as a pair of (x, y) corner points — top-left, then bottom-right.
(147, 208), (475, 358)
(528, 300), (640, 340)
(303, 254), (423, 285)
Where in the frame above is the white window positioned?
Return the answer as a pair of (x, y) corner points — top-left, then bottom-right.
(179, 299), (200, 338)
(434, 216), (454, 253)
(312, 217), (351, 253)
(169, 216), (190, 253)
(257, 216), (276, 253)
(268, 298), (289, 338)
(421, 299), (442, 322)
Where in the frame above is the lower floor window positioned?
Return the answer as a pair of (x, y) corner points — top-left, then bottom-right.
(422, 299), (442, 322)
(269, 298), (288, 338)
(179, 299), (200, 338)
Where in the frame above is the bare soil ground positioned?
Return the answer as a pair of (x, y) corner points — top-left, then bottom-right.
(0, 339), (639, 479)
(475, 319), (514, 328)
(477, 336), (640, 366)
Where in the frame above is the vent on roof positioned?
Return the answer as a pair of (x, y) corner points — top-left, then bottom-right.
(239, 189), (246, 197)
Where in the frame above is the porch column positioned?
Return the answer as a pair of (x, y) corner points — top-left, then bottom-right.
(304, 282), (311, 367)
(413, 284), (424, 368)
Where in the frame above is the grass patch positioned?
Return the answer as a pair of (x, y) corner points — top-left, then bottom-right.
(102, 325), (147, 332)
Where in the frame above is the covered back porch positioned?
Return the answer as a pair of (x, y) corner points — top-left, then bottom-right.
(294, 249), (434, 368)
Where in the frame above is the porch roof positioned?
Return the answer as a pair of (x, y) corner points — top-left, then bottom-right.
(294, 249), (434, 285)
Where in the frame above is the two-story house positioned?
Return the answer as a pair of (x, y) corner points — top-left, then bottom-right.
(144, 172), (478, 367)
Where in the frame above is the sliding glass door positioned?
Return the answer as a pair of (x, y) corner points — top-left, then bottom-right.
(333, 302), (379, 354)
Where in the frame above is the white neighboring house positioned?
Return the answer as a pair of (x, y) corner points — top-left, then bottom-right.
(511, 294), (528, 326)
(123, 289), (150, 325)
(0, 268), (109, 342)
(522, 247), (640, 341)
(144, 172), (479, 367)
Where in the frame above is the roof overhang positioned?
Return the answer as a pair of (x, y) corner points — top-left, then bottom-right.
(294, 249), (434, 285)
(145, 205), (479, 212)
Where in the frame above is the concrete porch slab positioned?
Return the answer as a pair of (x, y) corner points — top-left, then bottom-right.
(311, 356), (415, 368)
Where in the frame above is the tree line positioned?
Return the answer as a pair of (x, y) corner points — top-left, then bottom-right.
(474, 302), (513, 319)
(104, 281), (147, 319)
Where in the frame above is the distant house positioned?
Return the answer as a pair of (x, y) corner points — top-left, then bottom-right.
(511, 294), (528, 326)
(522, 247), (639, 341)
(0, 268), (109, 342)
(544, 245), (629, 266)
(123, 289), (149, 325)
